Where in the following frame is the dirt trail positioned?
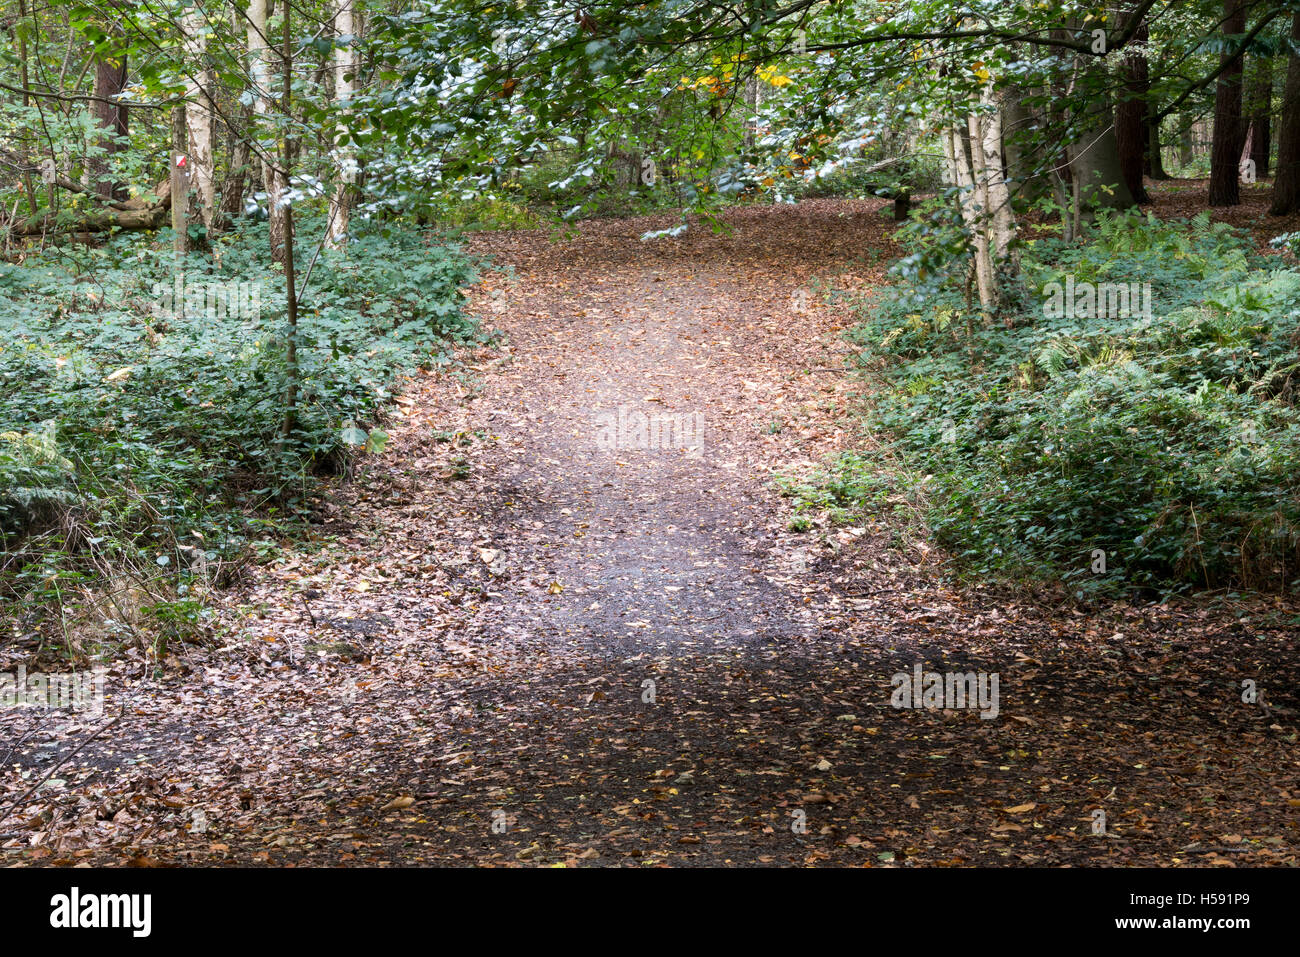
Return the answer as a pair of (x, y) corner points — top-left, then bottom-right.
(4, 200), (1296, 867)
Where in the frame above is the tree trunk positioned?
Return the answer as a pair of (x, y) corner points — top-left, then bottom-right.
(1209, 0), (1247, 206)
(1247, 56), (1273, 178)
(1270, 12), (1300, 214)
(1146, 114), (1169, 179)
(91, 54), (128, 201)
(1116, 18), (1151, 203)
(326, 0), (359, 250)
(217, 104), (254, 228)
(944, 121), (995, 314)
(977, 89), (1017, 268)
(1071, 110), (1137, 210)
(171, 105), (188, 256)
(14, 0), (38, 216)
(279, 3), (300, 444)
(1177, 117), (1194, 168)
(743, 75), (758, 152)
(1063, 14), (1136, 211)
(181, 9), (216, 231)
(1001, 89), (1049, 206)
(943, 83), (1019, 317)
(216, 6), (254, 229)
(248, 0), (286, 260)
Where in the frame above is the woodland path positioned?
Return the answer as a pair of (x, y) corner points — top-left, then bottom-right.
(5, 199), (1296, 867)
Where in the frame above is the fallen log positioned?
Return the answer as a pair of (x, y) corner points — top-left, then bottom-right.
(6, 176), (172, 237)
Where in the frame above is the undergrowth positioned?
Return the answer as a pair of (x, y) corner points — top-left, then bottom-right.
(0, 217), (478, 660)
(787, 209), (1300, 598)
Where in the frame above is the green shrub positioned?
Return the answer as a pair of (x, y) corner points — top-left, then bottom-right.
(798, 214), (1300, 596)
(432, 193), (542, 230)
(0, 217), (478, 641)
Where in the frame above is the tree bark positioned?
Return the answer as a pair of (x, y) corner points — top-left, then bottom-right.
(171, 104), (188, 255)
(1247, 56), (1273, 178)
(279, 3), (300, 444)
(91, 54), (128, 201)
(1209, 0), (1248, 206)
(1116, 17), (1151, 203)
(1270, 12), (1300, 214)
(943, 83), (1019, 317)
(976, 89), (1017, 268)
(248, 0), (286, 260)
(1177, 116), (1194, 168)
(326, 0), (359, 250)
(1001, 89), (1049, 206)
(181, 8), (216, 230)
(217, 104), (254, 228)
(944, 121), (995, 314)
(1071, 109), (1137, 210)
(1146, 114), (1169, 179)
(1068, 31), (1136, 211)
(743, 74), (758, 152)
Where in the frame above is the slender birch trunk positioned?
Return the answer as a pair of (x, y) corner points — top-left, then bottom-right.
(946, 119), (996, 314)
(327, 0), (358, 250)
(180, 6), (216, 230)
(978, 87), (1017, 268)
(943, 83), (1018, 317)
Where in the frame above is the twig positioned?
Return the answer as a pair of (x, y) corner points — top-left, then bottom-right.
(295, 205), (339, 304)
(0, 710), (48, 769)
(297, 591), (317, 627)
(0, 705), (125, 827)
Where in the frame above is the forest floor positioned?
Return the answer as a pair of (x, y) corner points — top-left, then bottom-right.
(3, 191), (1298, 867)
